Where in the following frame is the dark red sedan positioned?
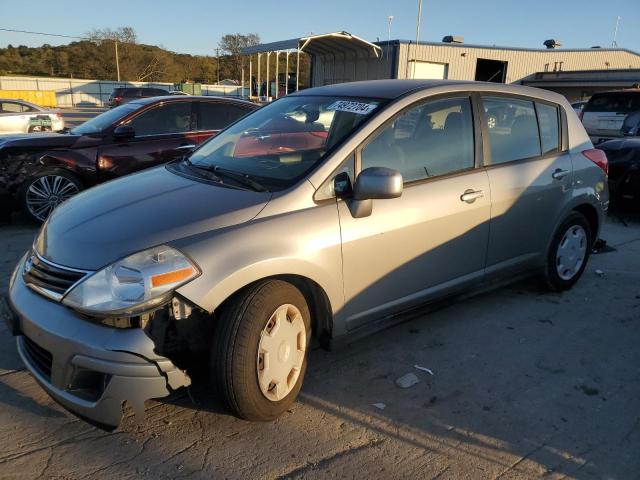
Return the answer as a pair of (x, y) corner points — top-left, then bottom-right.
(0, 96), (258, 222)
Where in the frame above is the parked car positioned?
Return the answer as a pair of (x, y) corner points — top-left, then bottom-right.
(580, 89), (640, 144)
(3, 80), (608, 429)
(571, 100), (588, 115)
(0, 99), (64, 134)
(598, 137), (640, 203)
(0, 96), (257, 222)
(108, 87), (170, 107)
(168, 90), (191, 96)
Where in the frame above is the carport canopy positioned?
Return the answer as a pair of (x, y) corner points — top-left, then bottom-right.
(241, 31), (382, 58)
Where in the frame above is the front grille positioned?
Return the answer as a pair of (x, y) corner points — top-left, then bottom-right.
(22, 335), (53, 380)
(23, 252), (87, 296)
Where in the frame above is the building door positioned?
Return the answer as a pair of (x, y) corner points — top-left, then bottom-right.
(475, 59), (508, 83)
(410, 61), (449, 79)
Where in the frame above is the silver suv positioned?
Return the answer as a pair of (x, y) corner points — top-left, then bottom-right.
(3, 80), (609, 429)
(581, 89), (640, 144)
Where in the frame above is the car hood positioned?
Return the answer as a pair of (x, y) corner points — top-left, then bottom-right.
(598, 137), (640, 152)
(0, 132), (81, 149)
(34, 166), (272, 270)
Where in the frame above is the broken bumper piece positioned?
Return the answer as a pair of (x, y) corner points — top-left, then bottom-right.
(7, 264), (191, 429)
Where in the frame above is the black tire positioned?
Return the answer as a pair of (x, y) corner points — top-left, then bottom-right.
(542, 212), (592, 291)
(19, 170), (82, 224)
(212, 280), (311, 421)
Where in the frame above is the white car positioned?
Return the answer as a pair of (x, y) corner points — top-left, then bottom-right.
(0, 99), (65, 134)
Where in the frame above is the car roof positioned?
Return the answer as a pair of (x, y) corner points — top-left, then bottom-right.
(128, 95), (258, 107)
(289, 79), (567, 102)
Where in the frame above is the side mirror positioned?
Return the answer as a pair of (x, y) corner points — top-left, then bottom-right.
(113, 124), (135, 140)
(345, 167), (403, 219)
(353, 167), (403, 200)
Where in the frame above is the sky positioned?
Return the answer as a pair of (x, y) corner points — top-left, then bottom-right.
(0, 0), (639, 55)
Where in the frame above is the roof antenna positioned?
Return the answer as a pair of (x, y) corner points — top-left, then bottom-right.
(612, 16), (621, 48)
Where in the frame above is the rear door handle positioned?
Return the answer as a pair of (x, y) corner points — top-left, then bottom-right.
(552, 168), (570, 180)
(460, 189), (484, 203)
(177, 144), (196, 150)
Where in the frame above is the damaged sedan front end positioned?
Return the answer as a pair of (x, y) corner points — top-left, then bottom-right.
(6, 250), (206, 430)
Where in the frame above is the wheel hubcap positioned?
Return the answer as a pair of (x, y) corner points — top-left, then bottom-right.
(26, 175), (79, 221)
(556, 225), (587, 281)
(257, 304), (306, 402)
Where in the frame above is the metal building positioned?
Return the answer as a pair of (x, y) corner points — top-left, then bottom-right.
(242, 32), (640, 101)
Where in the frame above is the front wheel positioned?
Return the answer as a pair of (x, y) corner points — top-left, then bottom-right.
(542, 212), (592, 291)
(20, 171), (82, 223)
(212, 280), (311, 421)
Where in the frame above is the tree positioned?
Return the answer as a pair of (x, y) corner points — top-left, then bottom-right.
(218, 33), (260, 82)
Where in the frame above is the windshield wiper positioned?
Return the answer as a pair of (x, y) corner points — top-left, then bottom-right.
(184, 160), (267, 192)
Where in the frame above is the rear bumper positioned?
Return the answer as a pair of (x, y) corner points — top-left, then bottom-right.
(6, 256), (190, 429)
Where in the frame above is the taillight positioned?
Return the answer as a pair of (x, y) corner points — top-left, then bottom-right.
(578, 111), (584, 122)
(114, 96), (122, 103)
(583, 149), (608, 175)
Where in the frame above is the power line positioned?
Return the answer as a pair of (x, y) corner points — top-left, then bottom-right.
(0, 27), (121, 81)
(0, 27), (89, 40)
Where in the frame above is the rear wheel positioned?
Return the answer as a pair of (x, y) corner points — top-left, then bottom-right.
(542, 212), (592, 291)
(212, 280), (311, 421)
(20, 171), (81, 223)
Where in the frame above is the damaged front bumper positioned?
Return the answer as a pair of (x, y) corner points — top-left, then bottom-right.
(6, 261), (191, 430)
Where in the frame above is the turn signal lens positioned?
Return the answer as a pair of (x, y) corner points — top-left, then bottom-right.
(151, 267), (197, 288)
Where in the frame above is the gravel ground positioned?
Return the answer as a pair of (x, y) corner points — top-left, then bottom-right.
(0, 208), (639, 480)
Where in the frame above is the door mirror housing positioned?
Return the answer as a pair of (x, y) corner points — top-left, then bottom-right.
(353, 167), (403, 200)
(113, 124), (135, 140)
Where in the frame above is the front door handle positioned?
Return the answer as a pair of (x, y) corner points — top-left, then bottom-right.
(177, 144), (196, 151)
(460, 189), (484, 203)
(552, 168), (570, 180)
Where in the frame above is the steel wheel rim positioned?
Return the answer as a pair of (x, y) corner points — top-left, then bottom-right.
(257, 303), (306, 402)
(26, 175), (79, 221)
(556, 225), (587, 281)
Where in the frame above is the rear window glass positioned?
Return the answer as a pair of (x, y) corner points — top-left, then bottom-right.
(536, 102), (560, 154)
(199, 102), (249, 130)
(584, 92), (640, 113)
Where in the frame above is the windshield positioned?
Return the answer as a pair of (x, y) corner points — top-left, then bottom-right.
(184, 95), (383, 190)
(71, 103), (139, 135)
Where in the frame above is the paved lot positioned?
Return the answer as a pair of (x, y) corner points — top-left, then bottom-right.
(0, 208), (639, 479)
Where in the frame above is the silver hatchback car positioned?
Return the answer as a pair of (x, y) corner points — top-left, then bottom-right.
(4, 80), (609, 429)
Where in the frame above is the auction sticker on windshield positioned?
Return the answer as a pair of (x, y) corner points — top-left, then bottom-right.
(327, 100), (378, 115)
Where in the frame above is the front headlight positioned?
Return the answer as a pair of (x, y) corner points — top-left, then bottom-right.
(63, 246), (199, 316)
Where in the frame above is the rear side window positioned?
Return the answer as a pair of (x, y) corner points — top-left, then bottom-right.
(199, 102), (250, 130)
(536, 103), (559, 154)
(1, 102), (24, 113)
(127, 102), (193, 136)
(361, 96), (475, 182)
(584, 92), (640, 113)
(482, 97), (541, 164)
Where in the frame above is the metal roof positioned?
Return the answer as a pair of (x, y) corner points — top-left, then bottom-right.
(241, 31), (381, 57)
(375, 39), (640, 56)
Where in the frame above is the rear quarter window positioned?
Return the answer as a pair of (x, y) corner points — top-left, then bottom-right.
(536, 102), (560, 154)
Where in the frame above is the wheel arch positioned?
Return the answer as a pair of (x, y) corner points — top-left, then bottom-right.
(572, 203), (599, 243)
(211, 274), (334, 350)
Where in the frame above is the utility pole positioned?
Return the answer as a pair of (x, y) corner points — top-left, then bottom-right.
(387, 15), (394, 60)
(413, 0), (423, 78)
(612, 16), (621, 48)
(216, 48), (220, 84)
(114, 39), (120, 81)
